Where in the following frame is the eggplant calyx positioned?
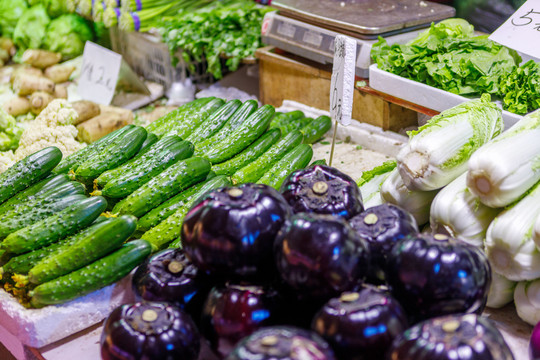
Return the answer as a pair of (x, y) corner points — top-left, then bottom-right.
(312, 181), (329, 195)
(363, 213), (379, 225)
(167, 261), (184, 274)
(228, 188), (244, 198)
(142, 309), (158, 322)
(441, 320), (460, 333)
(434, 234), (449, 241)
(260, 335), (279, 346)
(339, 292), (360, 303)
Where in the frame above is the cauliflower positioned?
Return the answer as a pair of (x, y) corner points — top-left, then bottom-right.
(0, 150), (15, 173)
(14, 99), (85, 160)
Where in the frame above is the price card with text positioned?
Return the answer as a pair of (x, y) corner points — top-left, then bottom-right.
(330, 35), (357, 126)
(79, 42), (122, 105)
(489, 0), (540, 60)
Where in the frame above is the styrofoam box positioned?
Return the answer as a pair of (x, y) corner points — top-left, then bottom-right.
(369, 64), (524, 130)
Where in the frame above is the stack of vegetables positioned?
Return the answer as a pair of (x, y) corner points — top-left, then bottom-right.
(0, 96), (331, 308)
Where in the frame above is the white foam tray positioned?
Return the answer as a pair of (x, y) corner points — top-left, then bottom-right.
(369, 64), (524, 130)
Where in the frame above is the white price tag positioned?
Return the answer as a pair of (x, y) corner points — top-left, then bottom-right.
(489, 0), (540, 60)
(78, 42), (122, 105)
(330, 35), (357, 126)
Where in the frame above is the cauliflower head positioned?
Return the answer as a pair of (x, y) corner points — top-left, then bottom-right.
(0, 150), (15, 174)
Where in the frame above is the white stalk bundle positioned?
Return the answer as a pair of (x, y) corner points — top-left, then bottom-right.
(486, 271), (516, 309)
(357, 161), (396, 209)
(514, 279), (540, 326)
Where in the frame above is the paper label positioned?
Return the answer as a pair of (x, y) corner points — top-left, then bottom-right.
(78, 42), (122, 105)
(489, 0), (540, 60)
(303, 31), (323, 47)
(330, 35), (357, 126)
(277, 22), (296, 38)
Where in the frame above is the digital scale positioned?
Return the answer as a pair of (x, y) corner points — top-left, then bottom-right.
(261, 0), (456, 77)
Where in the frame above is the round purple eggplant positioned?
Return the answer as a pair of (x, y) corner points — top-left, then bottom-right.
(100, 302), (200, 360)
(349, 204), (418, 282)
(531, 321), (540, 360)
(312, 286), (408, 360)
(226, 326), (336, 360)
(200, 283), (283, 357)
(274, 213), (370, 301)
(131, 248), (212, 318)
(182, 183), (291, 280)
(387, 313), (514, 360)
(280, 165), (363, 219)
(385, 233), (491, 322)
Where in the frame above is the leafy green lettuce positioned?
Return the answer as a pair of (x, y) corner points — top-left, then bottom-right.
(0, 108), (23, 151)
(13, 4), (50, 53)
(499, 60), (540, 115)
(0, 0), (28, 38)
(43, 14), (94, 60)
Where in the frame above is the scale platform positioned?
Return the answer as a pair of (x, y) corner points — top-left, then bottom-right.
(261, 0), (455, 77)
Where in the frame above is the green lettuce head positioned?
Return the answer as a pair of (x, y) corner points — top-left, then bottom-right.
(0, 0), (28, 38)
(13, 4), (50, 52)
(0, 108), (23, 151)
(43, 14), (94, 60)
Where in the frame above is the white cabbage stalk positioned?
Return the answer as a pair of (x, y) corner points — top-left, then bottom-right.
(397, 94), (503, 191)
(487, 271), (516, 309)
(534, 215), (540, 248)
(380, 168), (438, 225)
(485, 181), (540, 281)
(514, 280), (540, 326)
(467, 109), (540, 208)
(357, 161), (396, 209)
(430, 172), (501, 247)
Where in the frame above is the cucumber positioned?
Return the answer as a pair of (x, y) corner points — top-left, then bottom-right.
(269, 110), (305, 133)
(1, 196), (108, 254)
(54, 125), (135, 174)
(97, 140), (194, 198)
(146, 98), (213, 136)
(138, 175), (230, 232)
(0, 174), (70, 215)
(204, 105), (275, 164)
(195, 100), (258, 155)
(212, 128), (281, 176)
(280, 116), (313, 135)
(29, 239), (152, 308)
(186, 100), (242, 144)
(0, 147), (63, 205)
(258, 144), (314, 190)
(112, 157), (211, 218)
(143, 175), (231, 251)
(164, 98), (225, 139)
(28, 215), (137, 285)
(231, 130), (304, 185)
(75, 126), (148, 182)
(136, 132), (158, 156)
(0, 187), (86, 238)
(0, 218), (115, 277)
(301, 115), (332, 144)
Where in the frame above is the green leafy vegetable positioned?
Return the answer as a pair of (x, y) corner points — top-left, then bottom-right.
(0, 0), (28, 38)
(0, 108), (23, 151)
(43, 14), (94, 60)
(13, 4), (51, 54)
(499, 60), (540, 115)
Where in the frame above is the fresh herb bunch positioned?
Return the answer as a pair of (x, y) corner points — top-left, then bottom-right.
(159, 0), (274, 79)
(499, 60), (540, 115)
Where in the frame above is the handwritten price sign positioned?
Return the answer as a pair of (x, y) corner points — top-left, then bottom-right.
(489, 0), (540, 60)
(78, 42), (122, 105)
(330, 35), (357, 126)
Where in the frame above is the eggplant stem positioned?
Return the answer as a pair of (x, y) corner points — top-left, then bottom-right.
(442, 320), (460, 333)
(339, 292), (360, 302)
(363, 213), (379, 225)
(228, 188), (243, 198)
(434, 234), (449, 241)
(312, 181), (328, 195)
(168, 261), (184, 274)
(260, 335), (279, 346)
(142, 309), (158, 322)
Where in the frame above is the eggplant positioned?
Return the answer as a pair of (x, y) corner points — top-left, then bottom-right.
(349, 204), (418, 282)
(531, 321), (540, 360)
(226, 326), (336, 360)
(387, 314), (514, 360)
(281, 164), (363, 219)
(385, 233), (491, 323)
(274, 213), (370, 301)
(200, 283), (284, 357)
(182, 183), (291, 280)
(312, 287), (408, 360)
(131, 248), (212, 319)
(100, 302), (200, 360)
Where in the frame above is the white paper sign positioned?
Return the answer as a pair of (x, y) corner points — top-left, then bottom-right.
(79, 42), (122, 105)
(489, 0), (540, 60)
(330, 35), (357, 126)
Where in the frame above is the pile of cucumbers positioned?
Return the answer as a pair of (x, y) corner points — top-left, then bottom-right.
(0, 97), (331, 308)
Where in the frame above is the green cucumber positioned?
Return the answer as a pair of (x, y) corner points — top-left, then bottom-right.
(164, 98), (225, 139)
(0, 174), (70, 215)
(138, 175), (230, 233)
(231, 130), (304, 185)
(280, 116), (313, 135)
(269, 110), (305, 134)
(143, 175), (231, 251)
(258, 144), (314, 190)
(146, 98), (212, 136)
(29, 239), (152, 307)
(28, 215), (137, 285)
(186, 100), (242, 144)
(1, 196), (107, 254)
(0, 147), (63, 205)
(0, 218), (115, 277)
(195, 100), (258, 154)
(0, 186), (86, 238)
(75, 126), (148, 182)
(112, 157), (211, 218)
(98, 140), (194, 198)
(301, 115), (332, 144)
(136, 132), (158, 155)
(204, 105), (275, 164)
(212, 128), (282, 176)
(54, 125), (135, 174)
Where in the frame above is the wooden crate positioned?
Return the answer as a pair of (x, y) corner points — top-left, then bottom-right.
(256, 46), (419, 132)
